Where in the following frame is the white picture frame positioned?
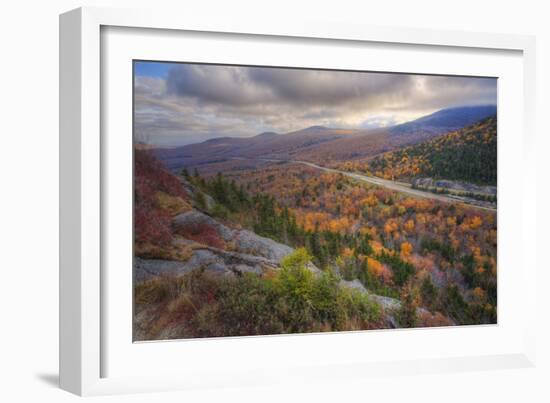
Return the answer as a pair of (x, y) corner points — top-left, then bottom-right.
(60, 6), (537, 396)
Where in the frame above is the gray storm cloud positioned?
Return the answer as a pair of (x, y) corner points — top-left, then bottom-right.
(135, 63), (497, 147)
(166, 65), (416, 108)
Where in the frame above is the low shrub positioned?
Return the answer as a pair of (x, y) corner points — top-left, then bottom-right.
(154, 191), (192, 216)
(134, 248), (382, 340)
(134, 149), (188, 249)
(175, 222), (226, 250)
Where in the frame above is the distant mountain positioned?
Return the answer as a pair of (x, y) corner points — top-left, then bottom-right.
(155, 126), (360, 171)
(256, 131), (279, 137)
(155, 106), (497, 171)
(390, 105), (497, 137)
(289, 106), (497, 163)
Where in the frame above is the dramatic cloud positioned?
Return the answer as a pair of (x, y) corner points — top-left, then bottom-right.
(134, 62), (497, 147)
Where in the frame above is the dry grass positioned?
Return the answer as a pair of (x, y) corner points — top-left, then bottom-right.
(135, 241), (193, 262)
(154, 191), (192, 216)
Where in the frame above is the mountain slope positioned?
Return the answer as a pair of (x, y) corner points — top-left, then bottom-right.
(272, 106), (498, 164)
(365, 116), (497, 185)
(390, 105), (497, 137)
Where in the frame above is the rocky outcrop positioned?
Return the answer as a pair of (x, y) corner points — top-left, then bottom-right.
(173, 209), (293, 261)
(135, 237), (321, 283)
(135, 246), (282, 282)
(339, 279), (400, 327)
(340, 279), (399, 310)
(135, 180), (304, 282)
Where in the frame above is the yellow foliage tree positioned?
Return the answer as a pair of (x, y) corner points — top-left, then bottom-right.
(404, 219), (415, 232)
(469, 216), (483, 230)
(400, 241), (413, 257)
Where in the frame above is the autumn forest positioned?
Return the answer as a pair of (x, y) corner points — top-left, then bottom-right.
(133, 62), (497, 340)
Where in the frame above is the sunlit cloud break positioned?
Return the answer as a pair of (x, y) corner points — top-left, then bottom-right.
(134, 61), (497, 147)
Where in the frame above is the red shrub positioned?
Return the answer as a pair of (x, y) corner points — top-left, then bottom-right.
(135, 149), (187, 200)
(176, 223), (225, 250)
(134, 204), (172, 246)
(134, 149), (187, 247)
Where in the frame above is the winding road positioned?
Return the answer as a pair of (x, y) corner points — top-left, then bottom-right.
(237, 157), (496, 212)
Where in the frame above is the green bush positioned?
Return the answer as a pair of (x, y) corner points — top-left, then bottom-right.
(210, 203), (229, 219)
(397, 285), (418, 328)
(439, 284), (468, 324)
(209, 272), (285, 336)
(420, 277), (438, 309)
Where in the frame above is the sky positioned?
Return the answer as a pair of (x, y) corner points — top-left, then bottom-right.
(134, 61), (497, 147)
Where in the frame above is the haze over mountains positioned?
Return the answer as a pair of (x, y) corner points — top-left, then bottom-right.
(155, 105), (496, 171)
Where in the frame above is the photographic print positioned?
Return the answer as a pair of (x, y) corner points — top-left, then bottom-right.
(133, 61), (497, 341)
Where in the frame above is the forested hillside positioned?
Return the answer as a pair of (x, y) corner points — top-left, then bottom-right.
(134, 151), (388, 339)
(134, 150), (498, 340)
(343, 116), (497, 185)
(205, 163), (497, 326)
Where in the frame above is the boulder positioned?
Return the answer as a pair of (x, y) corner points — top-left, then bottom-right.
(173, 210), (293, 261)
(134, 246), (283, 282)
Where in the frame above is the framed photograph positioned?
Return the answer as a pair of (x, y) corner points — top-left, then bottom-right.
(60, 7), (537, 396)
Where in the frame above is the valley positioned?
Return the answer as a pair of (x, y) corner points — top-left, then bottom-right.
(134, 105), (498, 340)
(232, 157), (497, 211)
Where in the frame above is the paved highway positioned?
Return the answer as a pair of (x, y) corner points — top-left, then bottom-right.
(245, 157), (497, 212)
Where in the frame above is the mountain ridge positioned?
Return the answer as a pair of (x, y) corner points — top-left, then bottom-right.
(366, 115), (497, 185)
(155, 105), (497, 171)
(390, 105), (497, 136)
